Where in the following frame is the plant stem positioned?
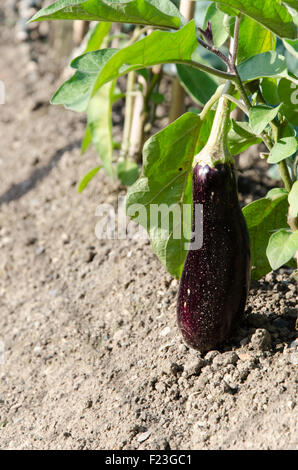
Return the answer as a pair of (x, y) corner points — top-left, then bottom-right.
(223, 93), (249, 116)
(199, 84), (225, 120)
(279, 160), (293, 192)
(197, 36), (230, 66)
(171, 59), (235, 81)
(230, 14), (241, 67)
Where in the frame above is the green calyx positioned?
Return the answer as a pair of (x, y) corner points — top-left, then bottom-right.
(194, 81), (234, 168)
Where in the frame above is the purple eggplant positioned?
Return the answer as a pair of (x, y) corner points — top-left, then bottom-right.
(177, 162), (250, 351)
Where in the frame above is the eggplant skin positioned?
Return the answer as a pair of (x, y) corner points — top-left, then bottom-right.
(177, 163), (250, 352)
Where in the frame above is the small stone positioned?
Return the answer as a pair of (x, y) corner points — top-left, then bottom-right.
(250, 329), (271, 351)
(204, 350), (220, 364)
(212, 351), (239, 368)
(137, 430), (151, 443)
(168, 362), (183, 376)
(160, 327), (171, 337)
(183, 357), (205, 377)
(86, 250), (96, 263)
(287, 401), (296, 410)
(61, 233), (70, 244)
(238, 352), (252, 361)
(222, 380), (238, 394)
(25, 237), (37, 246)
(35, 246), (45, 255)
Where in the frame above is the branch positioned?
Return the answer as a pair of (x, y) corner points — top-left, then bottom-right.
(170, 59), (235, 81)
(223, 93), (249, 116)
(230, 14), (241, 67)
(197, 36), (230, 67)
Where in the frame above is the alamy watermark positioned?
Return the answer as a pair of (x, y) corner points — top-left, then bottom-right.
(94, 196), (203, 250)
(0, 81), (5, 105)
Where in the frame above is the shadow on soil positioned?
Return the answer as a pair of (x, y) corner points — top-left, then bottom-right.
(0, 140), (81, 206)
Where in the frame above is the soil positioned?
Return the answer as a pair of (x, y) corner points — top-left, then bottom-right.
(0, 8), (297, 450)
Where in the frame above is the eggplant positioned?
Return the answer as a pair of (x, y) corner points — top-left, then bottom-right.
(177, 82), (250, 352)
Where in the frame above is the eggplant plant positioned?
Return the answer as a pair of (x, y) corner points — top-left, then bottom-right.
(30, 0), (298, 350)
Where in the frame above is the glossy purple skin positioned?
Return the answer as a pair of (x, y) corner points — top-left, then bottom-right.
(177, 163), (250, 352)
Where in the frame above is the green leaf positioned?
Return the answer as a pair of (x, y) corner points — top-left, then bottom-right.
(116, 159), (139, 186)
(242, 192), (289, 280)
(283, 39), (298, 59)
(210, 0), (297, 39)
(261, 78), (279, 106)
(150, 92), (165, 105)
(288, 181), (298, 218)
(278, 78), (298, 126)
(176, 64), (218, 106)
(126, 112), (202, 278)
(81, 124), (92, 154)
(51, 48), (118, 112)
(266, 187), (289, 200)
(87, 80), (116, 178)
(237, 51), (288, 82)
(29, 0), (185, 29)
(203, 3), (229, 47)
(266, 229), (298, 270)
(84, 21), (112, 53)
(249, 104), (282, 135)
(237, 14), (276, 63)
(268, 136), (298, 163)
(282, 1), (298, 14)
(91, 21), (198, 96)
(216, 5), (238, 16)
(228, 120), (262, 155)
(78, 166), (102, 193)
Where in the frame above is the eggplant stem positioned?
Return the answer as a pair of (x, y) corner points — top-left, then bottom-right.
(199, 84), (225, 121)
(194, 81), (234, 167)
(223, 93), (249, 116)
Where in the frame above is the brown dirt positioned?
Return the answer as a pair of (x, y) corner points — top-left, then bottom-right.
(0, 10), (297, 450)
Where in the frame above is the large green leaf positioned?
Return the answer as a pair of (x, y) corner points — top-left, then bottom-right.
(249, 104), (282, 135)
(29, 0), (184, 29)
(242, 191), (289, 280)
(266, 229), (298, 270)
(126, 112), (202, 278)
(207, 0), (297, 39)
(51, 48), (118, 111)
(176, 64), (218, 106)
(237, 51), (288, 82)
(237, 15), (276, 63)
(268, 136), (298, 163)
(89, 20), (198, 96)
